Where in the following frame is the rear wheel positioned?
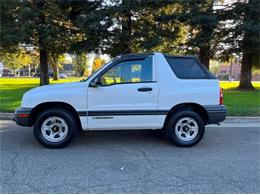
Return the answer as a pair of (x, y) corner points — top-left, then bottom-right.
(33, 108), (78, 148)
(165, 110), (205, 147)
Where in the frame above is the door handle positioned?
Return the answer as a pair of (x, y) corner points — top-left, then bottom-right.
(137, 87), (153, 92)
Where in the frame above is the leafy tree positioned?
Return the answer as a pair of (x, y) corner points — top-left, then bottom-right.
(219, 0), (260, 90)
(48, 54), (66, 80)
(1, 1), (73, 85)
(183, 0), (219, 69)
(136, 2), (188, 54)
(1, 0), (107, 85)
(92, 56), (107, 72)
(0, 0), (20, 52)
(72, 53), (88, 77)
(65, 0), (111, 54)
(0, 48), (33, 75)
(102, 0), (167, 56)
(152, 0), (220, 69)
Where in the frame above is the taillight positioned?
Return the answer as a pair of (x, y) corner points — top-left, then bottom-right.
(220, 88), (223, 105)
(18, 113), (29, 118)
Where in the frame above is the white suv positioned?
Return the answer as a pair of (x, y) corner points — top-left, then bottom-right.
(14, 52), (227, 148)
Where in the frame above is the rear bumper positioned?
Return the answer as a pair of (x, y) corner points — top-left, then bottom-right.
(204, 105), (227, 124)
(13, 107), (32, 127)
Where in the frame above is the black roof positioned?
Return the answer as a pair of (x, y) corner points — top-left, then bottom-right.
(119, 52), (197, 59)
(120, 53), (153, 59)
(163, 54), (198, 58)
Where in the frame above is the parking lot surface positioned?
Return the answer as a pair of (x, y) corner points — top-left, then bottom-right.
(0, 120), (260, 193)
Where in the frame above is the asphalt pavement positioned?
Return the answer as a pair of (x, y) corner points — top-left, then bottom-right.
(0, 120), (260, 193)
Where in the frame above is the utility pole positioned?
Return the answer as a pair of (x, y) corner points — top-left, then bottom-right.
(28, 64), (31, 77)
(229, 56), (233, 82)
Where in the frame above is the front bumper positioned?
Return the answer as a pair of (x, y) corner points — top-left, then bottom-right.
(204, 105), (227, 124)
(13, 107), (32, 126)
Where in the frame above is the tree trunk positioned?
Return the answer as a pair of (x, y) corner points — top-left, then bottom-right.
(53, 63), (59, 80)
(199, 46), (210, 70)
(238, 27), (255, 90)
(198, 3), (214, 70)
(238, 52), (254, 90)
(39, 47), (49, 86)
(37, 0), (49, 86)
(122, 0), (132, 53)
(50, 55), (59, 81)
(126, 13), (132, 53)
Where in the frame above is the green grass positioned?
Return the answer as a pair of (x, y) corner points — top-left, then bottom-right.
(220, 81), (260, 116)
(0, 77), (80, 112)
(223, 90), (260, 116)
(0, 78), (259, 116)
(219, 81), (260, 116)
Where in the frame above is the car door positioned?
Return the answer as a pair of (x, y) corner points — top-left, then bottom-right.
(87, 56), (159, 130)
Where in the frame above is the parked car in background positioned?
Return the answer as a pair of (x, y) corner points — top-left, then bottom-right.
(14, 52), (227, 148)
(33, 73), (53, 78)
(59, 73), (67, 79)
(32, 73), (39, 77)
(2, 68), (14, 77)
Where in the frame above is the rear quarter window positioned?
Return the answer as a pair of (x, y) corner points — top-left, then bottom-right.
(165, 57), (207, 79)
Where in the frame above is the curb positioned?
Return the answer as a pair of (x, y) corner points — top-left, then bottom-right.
(0, 112), (259, 123)
(224, 116), (260, 123)
(0, 113), (13, 120)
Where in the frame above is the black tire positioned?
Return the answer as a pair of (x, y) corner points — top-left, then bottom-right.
(165, 110), (205, 147)
(33, 108), (78, 148)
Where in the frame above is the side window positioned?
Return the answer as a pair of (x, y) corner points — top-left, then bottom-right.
(100, 57), (153, 85)
(165, 57), (207, 79)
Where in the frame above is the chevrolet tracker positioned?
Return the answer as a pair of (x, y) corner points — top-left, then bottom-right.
(14, 52), (227, 148)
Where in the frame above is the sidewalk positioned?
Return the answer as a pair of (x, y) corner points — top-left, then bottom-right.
(208, 116), (260, 128)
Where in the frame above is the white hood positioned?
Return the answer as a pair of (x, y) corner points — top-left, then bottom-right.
(21, 81), (87, 109)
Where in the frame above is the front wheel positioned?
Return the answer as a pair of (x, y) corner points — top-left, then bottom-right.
(165, 110), (205, 147)
(33, 108), (77, 148)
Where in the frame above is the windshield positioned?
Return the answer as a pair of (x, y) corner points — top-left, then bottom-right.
(80, 56), (120, 82)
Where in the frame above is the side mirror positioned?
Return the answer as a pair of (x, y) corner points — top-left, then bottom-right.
(89, 78), (101, 87)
